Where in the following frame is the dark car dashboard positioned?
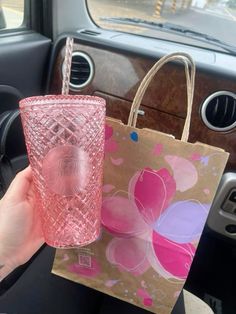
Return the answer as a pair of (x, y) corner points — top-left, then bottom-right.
(49, 29), (236, 166)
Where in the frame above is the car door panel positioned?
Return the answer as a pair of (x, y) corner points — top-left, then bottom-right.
(0, 32), (51, 97)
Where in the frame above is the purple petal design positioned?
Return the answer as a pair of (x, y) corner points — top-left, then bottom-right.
(200, 156), (210, 166)
(154, 201), (210, 243)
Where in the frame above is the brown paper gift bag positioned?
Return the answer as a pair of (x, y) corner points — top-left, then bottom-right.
(52, 52), (229, 314)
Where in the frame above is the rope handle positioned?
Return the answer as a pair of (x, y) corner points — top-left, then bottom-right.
(127, 52), (196, 142)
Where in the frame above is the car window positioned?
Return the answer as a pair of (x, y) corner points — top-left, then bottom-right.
(87, 0), (236, 55)
(0, 0), (25, 30)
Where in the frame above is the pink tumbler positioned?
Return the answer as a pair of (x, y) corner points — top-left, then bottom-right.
(19, 95), (106, 248)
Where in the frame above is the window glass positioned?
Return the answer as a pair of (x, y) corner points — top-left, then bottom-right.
(87, 0), (236, 55)
(0, 0), (24, 30)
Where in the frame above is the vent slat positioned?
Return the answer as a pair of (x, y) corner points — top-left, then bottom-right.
(219, 96), (229, 127)
(71, 69), (90, 73)
(212, 98), (219, 121)
(72, 62), (88, 67)
(71, 77), (88, 81)
(231, 100), (236, 121)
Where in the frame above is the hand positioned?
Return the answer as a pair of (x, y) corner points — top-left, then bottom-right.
(0, 166), (44, 280)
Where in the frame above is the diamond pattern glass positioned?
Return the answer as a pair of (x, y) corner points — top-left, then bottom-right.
(19, 95), (106, 248)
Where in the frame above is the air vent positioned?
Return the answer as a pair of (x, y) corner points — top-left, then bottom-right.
(62, 52), (94, 90)
(201, 91), (236, 131)
(80, 29), (101, 36)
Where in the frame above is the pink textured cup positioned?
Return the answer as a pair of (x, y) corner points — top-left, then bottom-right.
(19, 95), (106, 248)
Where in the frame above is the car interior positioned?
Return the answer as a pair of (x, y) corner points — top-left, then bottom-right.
(0, 0), (235, 313)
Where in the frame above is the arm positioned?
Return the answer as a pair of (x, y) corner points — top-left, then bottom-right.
(0, 167), (44, 280)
